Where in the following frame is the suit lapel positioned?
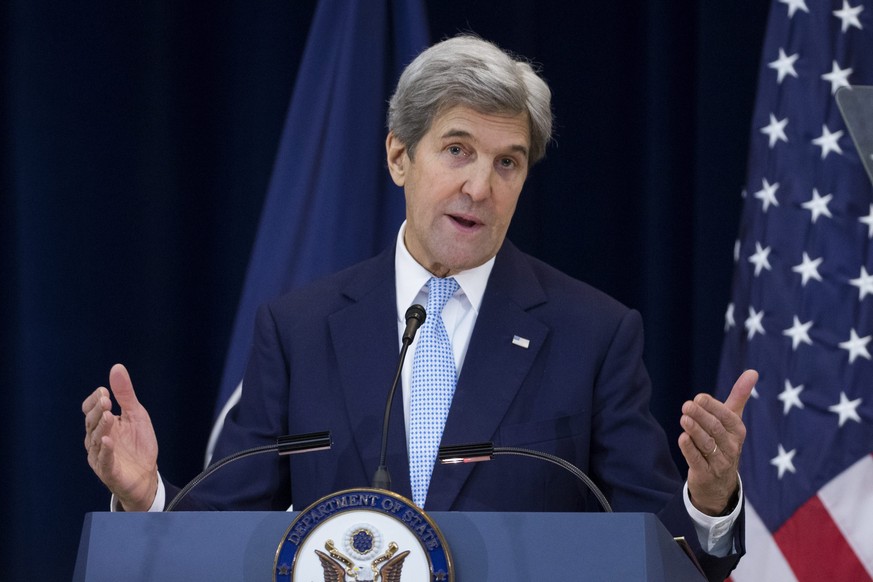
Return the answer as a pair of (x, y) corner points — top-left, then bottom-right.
(326, 241), (551, 508)
(328, 246), (414, 499)
(427, 242), (550, 509)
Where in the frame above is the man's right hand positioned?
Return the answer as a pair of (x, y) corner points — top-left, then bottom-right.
(82, 363), (159, 511)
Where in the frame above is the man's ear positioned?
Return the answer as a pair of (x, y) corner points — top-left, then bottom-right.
(385, 131), (408, 187)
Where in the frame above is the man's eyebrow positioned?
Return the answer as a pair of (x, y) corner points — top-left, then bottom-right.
(506, 143), (529, 158)
(439, 129), (529, 158)
(440, 128), (473, 140)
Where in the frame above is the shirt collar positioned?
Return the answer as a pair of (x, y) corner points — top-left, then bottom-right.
(394, 221), (495, 321)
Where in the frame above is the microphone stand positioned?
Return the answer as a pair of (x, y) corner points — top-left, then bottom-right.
(438, 441), (613, 513)
(165, 431), (331, 511)
(371, 304), (426, 490)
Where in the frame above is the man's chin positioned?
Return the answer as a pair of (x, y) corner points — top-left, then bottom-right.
(434, 248), (497, 276)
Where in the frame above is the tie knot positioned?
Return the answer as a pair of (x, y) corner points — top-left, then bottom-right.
(426, 277), (459, 316)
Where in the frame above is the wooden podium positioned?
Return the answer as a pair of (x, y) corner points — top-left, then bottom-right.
(74, 511), (705, 580)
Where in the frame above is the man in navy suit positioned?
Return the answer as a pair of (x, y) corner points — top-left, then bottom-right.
(83, 35), (756, 580)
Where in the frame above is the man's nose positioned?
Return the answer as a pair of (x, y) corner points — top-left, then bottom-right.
(461, 161), (493, 201)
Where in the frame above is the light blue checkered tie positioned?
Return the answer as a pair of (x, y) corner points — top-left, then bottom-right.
(409, 276), (459, 508)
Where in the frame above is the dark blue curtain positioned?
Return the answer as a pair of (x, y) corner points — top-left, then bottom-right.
(1, 1), (769, 578)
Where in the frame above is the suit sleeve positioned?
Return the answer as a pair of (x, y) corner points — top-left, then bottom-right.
(168, 303), (293, 511)
(588, 309), (682, 511)
(589, 309), (744, 581)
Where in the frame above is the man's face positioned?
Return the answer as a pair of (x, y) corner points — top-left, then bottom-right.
(386, 106), (530, 277)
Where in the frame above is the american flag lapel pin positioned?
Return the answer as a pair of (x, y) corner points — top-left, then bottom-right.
(512, 335), (530, 349)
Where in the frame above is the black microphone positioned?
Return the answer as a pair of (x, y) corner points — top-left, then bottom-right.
(165, 431), (331, 511)
(371, 304), (426, 490)
(438, 441), (613, 512)
(401, 303), (426, 343)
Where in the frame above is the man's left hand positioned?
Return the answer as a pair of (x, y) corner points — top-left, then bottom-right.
(679, 369), (758, 516)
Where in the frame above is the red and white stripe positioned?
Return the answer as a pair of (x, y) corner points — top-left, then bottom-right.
(730, 454), (873, 581)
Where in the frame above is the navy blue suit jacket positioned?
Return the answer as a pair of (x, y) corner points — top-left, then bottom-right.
(170, 240), (743, 580)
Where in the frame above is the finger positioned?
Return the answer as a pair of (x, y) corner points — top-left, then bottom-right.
(724, 369), (758, 417)
(86, 422), (110, 470)
(678, 432), (708, 468)
(687, 369), (757, 438)
(691, 394), (744, 438)
(81, 386), (110, 415)
(89, 409), (114, 448)
(83, 393), (112, 436)
(84, 407), (108, 452)
(108, 364), (142, 416)
(680, 409), (720, 457)
(685, 400), (745, 461)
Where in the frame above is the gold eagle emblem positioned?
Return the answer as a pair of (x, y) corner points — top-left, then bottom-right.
(315, 542), (410, 582)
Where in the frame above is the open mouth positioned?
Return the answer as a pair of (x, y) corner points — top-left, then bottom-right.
(449, 214), (481, 229)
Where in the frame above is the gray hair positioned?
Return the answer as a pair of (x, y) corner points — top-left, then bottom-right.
(387, 35), (553, 166)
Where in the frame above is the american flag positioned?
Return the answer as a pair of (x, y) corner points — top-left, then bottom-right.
(716, 1), (873, 580)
